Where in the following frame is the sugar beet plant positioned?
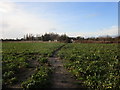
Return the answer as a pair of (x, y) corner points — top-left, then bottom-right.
(58, 43), (119, 89)
(21, 66), (52, 89)
(2, 42), (64, 88)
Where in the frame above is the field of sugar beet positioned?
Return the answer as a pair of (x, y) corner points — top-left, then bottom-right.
(2, 42), (120, 89)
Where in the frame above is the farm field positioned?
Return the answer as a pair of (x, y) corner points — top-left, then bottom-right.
(2, 42), (64, 89)
(58, 43), (119, 89)
(1, 42), (120, 89)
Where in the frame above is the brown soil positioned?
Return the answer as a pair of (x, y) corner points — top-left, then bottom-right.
(48, 45), (84, 88)
(7, 45), (84, 89)
(49, 57), (79, 88)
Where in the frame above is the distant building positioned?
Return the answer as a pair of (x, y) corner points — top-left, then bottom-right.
(71, 39), (75, 43)
(49, 40), (51, 42)
(54, 40), (58, 42)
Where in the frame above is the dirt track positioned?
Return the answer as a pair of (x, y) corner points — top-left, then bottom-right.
(7, 45), (84, 88)
(48, 45), (83, 88)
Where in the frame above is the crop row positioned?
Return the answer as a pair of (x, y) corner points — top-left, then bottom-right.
(58, 43), (119, 89)
(2, 42), (64, 56)
(21, 66), (52, 89)
(2, 42), (64, 88)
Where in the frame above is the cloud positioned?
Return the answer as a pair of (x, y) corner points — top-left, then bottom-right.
(64, 26), (118, 37)
(0, 2), (57, 39)
(95, 26), (118, 37)
(0, 2), (118, 39)
(0, 0), (118, 2)
(86, 13), (99, 18)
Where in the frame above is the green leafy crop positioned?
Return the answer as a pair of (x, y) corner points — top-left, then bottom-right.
(58, 43), (119, 89)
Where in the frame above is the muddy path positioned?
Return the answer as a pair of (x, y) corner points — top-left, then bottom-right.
(48, 45), (83, 88)
(6, 44), (84, 89)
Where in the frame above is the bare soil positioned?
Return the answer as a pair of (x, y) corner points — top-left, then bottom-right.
(48, 45), (84, 88)
(6, 45), (84, 89)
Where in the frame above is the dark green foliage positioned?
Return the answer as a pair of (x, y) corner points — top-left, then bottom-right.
(21, 66), (52, 89)
(58, 43), (119, 89)
(38, 57), (48, 64)
(2, 42), (64, 87)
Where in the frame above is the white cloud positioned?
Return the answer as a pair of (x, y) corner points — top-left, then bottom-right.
(64, 26), (118, 37)
(0, 2), (16, 13)
(0, 2), (118, 39)
(96, 26), (118, 37)
(0, 0), (119, 2)
(0, 2), (57, 39)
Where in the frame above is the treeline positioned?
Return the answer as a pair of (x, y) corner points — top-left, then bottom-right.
(75, 35), (120, 43)
(1, 33), (71, 43)
(1, 33), (120, 43)
(22, 33), (71, 43)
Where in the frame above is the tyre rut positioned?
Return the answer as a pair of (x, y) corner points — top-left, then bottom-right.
(48, 44), (83, 88)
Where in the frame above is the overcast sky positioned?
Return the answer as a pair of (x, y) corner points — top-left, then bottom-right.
(0, 2), (118, 39)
